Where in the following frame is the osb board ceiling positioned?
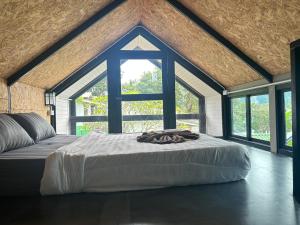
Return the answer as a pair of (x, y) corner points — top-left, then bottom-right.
(179, 0), (300, 76)
(10, 82), (49, 120)
(3, 0), (298, 89)
(0, 0), (112, 79)
(141, 0), (262, 87)
(19, 0), (141, 89)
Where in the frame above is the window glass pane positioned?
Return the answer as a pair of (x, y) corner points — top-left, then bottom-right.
(175, 80), (200, 132)
(122, 120), (164, 133)
(284, 91), (292, 147)
(122, 100), (163, 115)
(176, 119), (199, 133)
(121, 35), (160, 51)
(76, 121), (108, 136)
(121, 59), (162, 94)
(75, 77), (108, 116)
(175, 81), (199, 114)
(231, 97), (247, 137)
(122, 100), (163, 133)
(250, 94), (270, 141)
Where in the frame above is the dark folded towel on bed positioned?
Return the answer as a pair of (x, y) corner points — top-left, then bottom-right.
(137, 130), (199, 144)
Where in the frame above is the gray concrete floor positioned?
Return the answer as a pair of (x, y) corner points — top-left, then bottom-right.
(1, 147), (300, 225)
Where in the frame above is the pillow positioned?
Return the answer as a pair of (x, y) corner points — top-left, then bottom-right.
(10, 112), (56, 143)
(0, 114), (34, 153)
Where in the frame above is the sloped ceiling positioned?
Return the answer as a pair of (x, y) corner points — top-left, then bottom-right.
(179, 0), (300, 76)
(0, 0), (299, 89)
(19, 0), (141, 88)
(0, 0), (112, 79)
(141, 0), (261, 87)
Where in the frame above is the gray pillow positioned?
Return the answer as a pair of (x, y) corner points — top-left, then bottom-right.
(10, 112), (56, 143)
(0, 114), (35, 153)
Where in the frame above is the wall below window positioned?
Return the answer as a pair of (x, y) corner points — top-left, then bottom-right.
(0, 78), (49, 121)
(206, 95), (223, 136)
(56, 97), (70, 134)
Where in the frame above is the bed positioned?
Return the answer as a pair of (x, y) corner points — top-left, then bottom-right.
(0, 135), (78, 196)
(40, 132), (251, 195)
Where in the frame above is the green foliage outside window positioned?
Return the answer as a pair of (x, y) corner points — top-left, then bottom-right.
(284, 91), (292, 147)
(231, 97), (247, 137)
(231, 95), (270, 142)
(250, 95), (270, 141)
(75, 65), (200, 135)
(175, 81), (200, 132)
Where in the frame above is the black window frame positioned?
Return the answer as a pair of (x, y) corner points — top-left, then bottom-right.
(229, 89), (271, 150)
(230, 96), (247, 139)
(68, 30), (208, 135)
(277, 84), (293, 156)
(120, 52), (165, 133)
(175, 76), (206, 133)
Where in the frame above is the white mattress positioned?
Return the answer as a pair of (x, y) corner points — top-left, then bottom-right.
(40, 132), (251, 195)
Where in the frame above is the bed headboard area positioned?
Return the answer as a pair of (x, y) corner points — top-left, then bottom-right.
(0, 78), (49, 121)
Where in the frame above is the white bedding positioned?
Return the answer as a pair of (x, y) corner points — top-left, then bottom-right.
(40, 132), (251, 195)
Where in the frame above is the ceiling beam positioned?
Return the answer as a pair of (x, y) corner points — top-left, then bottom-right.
(167, 0), (273, 83)
(6, 0), (126, 86)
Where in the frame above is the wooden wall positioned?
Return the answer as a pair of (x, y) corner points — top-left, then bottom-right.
(0, 78), (49, 120)
(0, 78), (8, 113)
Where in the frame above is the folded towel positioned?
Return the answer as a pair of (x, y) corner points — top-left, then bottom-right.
(137, 130), (199, 144)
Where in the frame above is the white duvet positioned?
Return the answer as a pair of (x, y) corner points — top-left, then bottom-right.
(40, 132), (251, 195)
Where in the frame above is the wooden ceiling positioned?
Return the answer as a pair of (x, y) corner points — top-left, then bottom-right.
(179, 0), (300, 76)
(0, 0), (112, 80)
(19, 0), (141, 89)
(0, 0), (299, 89)
(141, 0), (261, 87)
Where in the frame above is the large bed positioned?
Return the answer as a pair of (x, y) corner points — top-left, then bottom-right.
(0, 112), (250, 196)
(40, 132), (251, 195)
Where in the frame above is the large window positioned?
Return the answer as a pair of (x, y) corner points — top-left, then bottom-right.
(250, 95), (270, 141)
(231, 97), (247, 137)
(69, 31), (206, 136)
(230, 93), (270, 145)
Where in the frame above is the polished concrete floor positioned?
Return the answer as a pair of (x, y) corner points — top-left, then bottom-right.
(1, 147), (300, 225)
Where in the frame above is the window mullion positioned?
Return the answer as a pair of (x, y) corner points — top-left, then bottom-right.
(163, 53), (176, 129)
(107, 52), (122, 133)
(246, 95), (251, 141)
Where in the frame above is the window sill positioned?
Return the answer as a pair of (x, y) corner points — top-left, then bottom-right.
(278, 148), (293, 157)
(228, 136), (270, 151)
